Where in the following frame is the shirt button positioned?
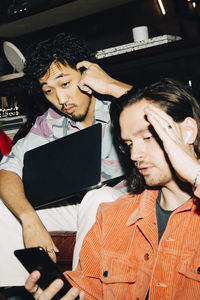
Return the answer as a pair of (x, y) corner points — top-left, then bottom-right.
(103, 270), (108, 277)
(156, 282), (167, 287)
(197, 267), (200, 274)
(144, 253), (150, 261)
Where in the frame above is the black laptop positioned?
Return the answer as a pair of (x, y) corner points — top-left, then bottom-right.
(23, 123), (124, 208)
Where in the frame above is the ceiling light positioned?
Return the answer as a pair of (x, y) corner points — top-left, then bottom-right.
(157, 0), (166, 15)
(187, 0), (198, 8)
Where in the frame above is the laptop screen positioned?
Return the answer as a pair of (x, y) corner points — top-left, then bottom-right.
(23, 124), (102, 208)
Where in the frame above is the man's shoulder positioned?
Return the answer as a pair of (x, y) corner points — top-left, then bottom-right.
(96, 98), (110, 111)
(95, 99), (111, 123)
(100, 192), (139, 214)
(97, 189), (156, 228)
(30, 108), (65, 138)
(36, 108), (63, 122)
(94, 192), (142, 231)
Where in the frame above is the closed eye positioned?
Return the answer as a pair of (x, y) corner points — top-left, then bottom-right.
(43, 89), (52, 95)
(62, 82), (69, 87)
(143, 134), (153, 141)
(144, 136), (152, 140)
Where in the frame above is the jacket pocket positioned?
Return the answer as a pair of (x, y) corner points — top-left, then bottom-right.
(100, 257), (137, 283)
(178, 253), (200, 282)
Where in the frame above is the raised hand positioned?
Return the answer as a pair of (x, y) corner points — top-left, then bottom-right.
(76, 60), (132, 97)
(144, 104), (200, 185)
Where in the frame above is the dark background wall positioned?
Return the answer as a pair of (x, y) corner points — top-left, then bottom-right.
(1, 0), (200, 96)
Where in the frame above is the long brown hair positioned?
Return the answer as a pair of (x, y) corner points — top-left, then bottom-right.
(110, 78), (200, 194)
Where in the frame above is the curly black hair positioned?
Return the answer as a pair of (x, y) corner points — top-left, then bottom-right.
(23, 32), (96, 96)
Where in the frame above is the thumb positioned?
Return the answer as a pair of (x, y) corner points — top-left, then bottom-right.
(52, 242), (59, 253)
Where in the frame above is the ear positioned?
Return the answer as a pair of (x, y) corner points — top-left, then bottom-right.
(180, 117), (198, 145)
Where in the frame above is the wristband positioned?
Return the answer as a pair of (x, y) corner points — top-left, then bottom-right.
(193, 169), (200, 191)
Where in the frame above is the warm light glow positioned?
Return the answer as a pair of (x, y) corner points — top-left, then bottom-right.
(192, 2), (196, 7)
(157, 0), (166, 15)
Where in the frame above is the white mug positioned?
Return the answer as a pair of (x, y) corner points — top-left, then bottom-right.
(132, 26), (149, 42)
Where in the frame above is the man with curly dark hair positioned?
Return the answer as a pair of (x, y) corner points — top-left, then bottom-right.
(0, 32), (131, 299)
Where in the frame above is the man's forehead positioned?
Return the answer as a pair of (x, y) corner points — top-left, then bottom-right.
(120, 100), (149, 121)
(120, 100), (151, 137)
(39, 61), (74, 82)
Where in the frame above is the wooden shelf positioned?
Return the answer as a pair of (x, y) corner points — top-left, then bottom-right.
(0, 72), (24, 96)
(1, 36), (200, 94)
(97, 37), (200, 85)
(98, 37), (200, 67)
(0, 72), (24, 82)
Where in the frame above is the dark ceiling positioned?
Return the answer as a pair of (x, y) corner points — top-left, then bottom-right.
(1, 1), (200, 96)
(0, 0), (200, 40)
(0, 0), (200, 57)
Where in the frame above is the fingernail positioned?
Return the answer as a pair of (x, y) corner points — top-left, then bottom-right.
(54, 279), (63, 288)
(71, 287), (79, 296)
(80, 291), (85, 299)
(32, 271), (39, 279)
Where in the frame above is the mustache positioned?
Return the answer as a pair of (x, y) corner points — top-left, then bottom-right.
(61, 103), (77, 111)
(135, 161), (154, 169)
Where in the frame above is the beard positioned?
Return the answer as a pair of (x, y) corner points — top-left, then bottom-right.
(143, 169), (172, 188)
(136, 160), (172, 188)
(63, 98), (92, 122)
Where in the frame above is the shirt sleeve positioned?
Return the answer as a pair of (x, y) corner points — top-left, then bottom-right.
(0, 116), (49, 178)
(100, 122), (123, 180)
(100, 122), (127, 192)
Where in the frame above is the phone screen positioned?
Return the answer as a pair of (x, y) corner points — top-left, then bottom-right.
(14, 247), (78, 300)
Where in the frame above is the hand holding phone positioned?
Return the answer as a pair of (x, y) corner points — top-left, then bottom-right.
(14, 247), (79, 300)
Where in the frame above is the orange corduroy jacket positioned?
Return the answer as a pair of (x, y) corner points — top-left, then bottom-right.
(65, 188), (200, 299)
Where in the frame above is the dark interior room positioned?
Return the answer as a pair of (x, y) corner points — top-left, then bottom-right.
(1, 3), (200, 299)
(1, 0), (200, 126)
(1, 0), (200, 80)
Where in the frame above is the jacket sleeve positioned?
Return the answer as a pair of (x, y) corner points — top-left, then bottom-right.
(64, 205), (104, 300)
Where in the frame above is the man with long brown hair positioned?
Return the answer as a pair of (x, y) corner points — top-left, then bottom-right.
(26, 78), (200, 299)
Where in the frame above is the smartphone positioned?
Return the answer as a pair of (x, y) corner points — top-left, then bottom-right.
(14, 247), (79, 300)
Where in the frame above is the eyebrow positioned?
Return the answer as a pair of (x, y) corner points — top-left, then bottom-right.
(121, 126), (151, 142)
(40, 73), (70, 88)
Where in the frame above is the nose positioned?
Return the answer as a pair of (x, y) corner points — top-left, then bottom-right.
(130, 140), (145, 163)
(56, 89), (68, 105)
